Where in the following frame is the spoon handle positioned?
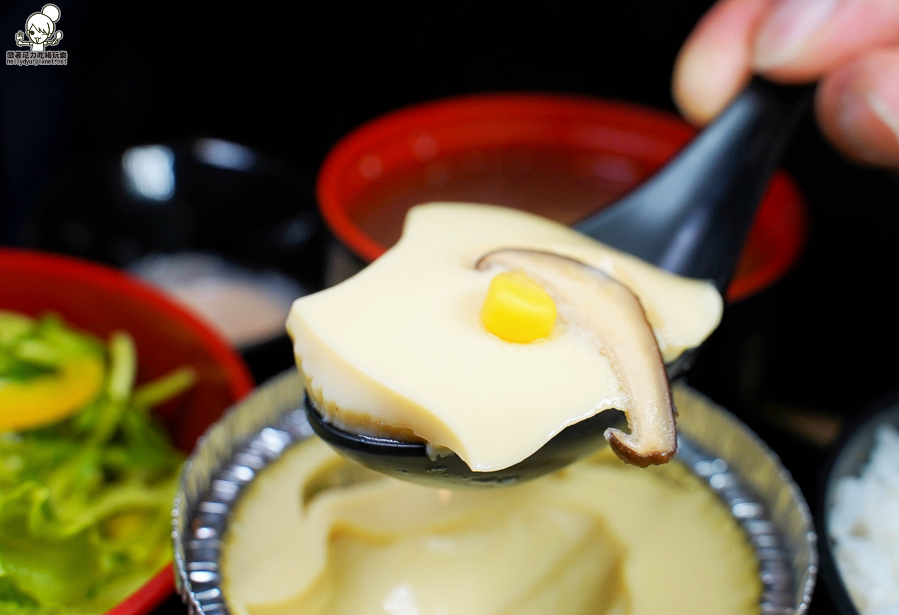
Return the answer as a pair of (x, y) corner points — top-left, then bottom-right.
(574, 78), (813, 292)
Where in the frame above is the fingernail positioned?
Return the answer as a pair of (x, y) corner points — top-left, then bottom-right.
(836, 89), (899, 164)
(866, 92), (899, 147)
(754, 0), (840, 68)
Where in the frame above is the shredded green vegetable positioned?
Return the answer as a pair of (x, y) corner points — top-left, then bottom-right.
(0, 314), (195, 614)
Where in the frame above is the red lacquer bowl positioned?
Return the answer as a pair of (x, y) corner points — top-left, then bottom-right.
(318, 93), (807, 302)
(0, 249), (254, 615)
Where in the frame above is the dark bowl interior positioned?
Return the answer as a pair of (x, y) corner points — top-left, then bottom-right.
(25, 139), (326, 382)
(818, 392), (899, 615)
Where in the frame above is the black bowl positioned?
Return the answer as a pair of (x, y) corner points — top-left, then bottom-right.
(818, 390), (899, 615)
(26, 139), (327, 382)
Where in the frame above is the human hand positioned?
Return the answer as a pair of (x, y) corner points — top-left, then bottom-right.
(15, 31), (24, 43)
(673, 0), (899, 168)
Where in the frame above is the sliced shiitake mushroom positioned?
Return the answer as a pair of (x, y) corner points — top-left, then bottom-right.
(476, 249), (676, 467)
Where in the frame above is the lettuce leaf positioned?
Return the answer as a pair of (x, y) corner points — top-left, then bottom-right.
(0, 318), (193, 614)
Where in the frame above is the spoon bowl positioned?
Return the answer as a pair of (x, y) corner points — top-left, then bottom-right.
(304, 395), (626, 488)
(309, 79), (812, 486)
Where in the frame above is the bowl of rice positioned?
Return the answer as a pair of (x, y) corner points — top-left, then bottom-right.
(820, 392), (899, 615)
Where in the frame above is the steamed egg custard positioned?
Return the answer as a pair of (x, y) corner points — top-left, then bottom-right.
(221, 402), (762, 615)
(287, 204), (723, 471)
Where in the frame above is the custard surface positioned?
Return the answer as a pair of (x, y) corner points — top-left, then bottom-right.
(222, 436), (760, 615)
(287, 204), (722, 471)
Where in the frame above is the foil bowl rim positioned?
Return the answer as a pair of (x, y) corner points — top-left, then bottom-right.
(173, 371), (818, 615)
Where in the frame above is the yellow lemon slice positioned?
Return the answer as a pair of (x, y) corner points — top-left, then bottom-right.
(1, 311), (107, 432)
(0, 355), (105, 432)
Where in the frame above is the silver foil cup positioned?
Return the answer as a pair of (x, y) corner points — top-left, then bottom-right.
(173, 371), (818, 615)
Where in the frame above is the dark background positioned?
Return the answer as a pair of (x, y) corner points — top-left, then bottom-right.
(2, 1), (897, 612)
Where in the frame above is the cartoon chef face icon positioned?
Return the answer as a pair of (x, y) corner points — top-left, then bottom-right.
(15, 4), (63, 52)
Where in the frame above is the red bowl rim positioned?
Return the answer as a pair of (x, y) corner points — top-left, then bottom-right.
(0, 248), (255, 615)
(317, 92), (807, 302)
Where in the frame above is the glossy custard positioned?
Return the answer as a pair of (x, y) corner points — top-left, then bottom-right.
(287, 203), (722, 471)
(222, 389), (761, 615)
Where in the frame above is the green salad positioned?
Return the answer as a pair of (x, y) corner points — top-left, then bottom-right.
(0, 311), (194, 614)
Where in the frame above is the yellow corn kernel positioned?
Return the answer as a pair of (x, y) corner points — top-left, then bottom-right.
(481, 271), (557, 343)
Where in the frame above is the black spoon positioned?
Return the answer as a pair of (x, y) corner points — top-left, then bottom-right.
(305, 78), (813, 488)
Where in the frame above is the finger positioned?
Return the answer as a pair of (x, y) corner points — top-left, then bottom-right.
(754, 0), (899, 80)
(816, 48), (899, 167)
(673, 0), (775, 125)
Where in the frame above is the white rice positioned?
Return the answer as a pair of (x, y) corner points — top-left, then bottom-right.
(829, 423), (899, 615)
